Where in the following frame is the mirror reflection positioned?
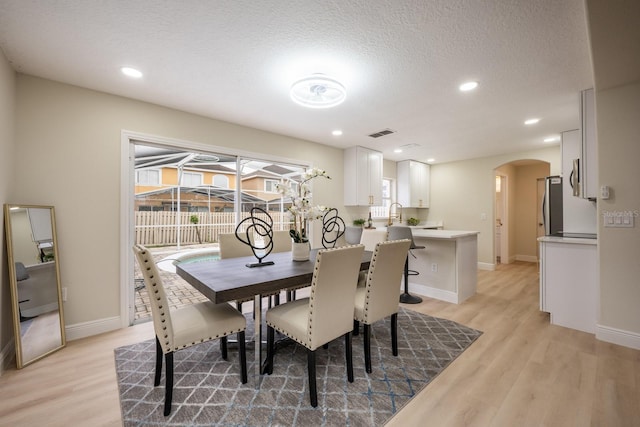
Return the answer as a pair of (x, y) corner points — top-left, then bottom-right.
(4, 204), (65, 368)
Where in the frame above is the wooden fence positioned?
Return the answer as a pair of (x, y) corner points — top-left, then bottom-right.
(135, 211), (288, 246)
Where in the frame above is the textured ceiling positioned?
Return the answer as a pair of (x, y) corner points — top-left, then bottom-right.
(0, 0), (594, 163)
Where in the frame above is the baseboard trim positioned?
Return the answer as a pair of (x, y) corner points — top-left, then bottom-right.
(409, 283), (459, 304)
(478, 262), (495, 271)
(65, 316), (122, 341)
(596, 324), (640, 350)
(0, 340), (15, 375)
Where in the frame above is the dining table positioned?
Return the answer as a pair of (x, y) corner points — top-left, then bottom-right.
(175, 247), (372, 385)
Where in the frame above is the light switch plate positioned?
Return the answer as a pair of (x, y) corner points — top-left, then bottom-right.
(604, 210), (634, 227)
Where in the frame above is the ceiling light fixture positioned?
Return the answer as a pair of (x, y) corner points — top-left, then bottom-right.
(544, 136), (559, 143)
(394, 148), (403, 153)
(332, 130), (343, 136)
(121, 67), (143, 78)
(459, 81), (478, 92)
(290, 74), (346, 109)
(427, 158), (435, 163)
(524, 118), (540, 125)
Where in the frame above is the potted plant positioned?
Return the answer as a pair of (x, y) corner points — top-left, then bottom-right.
(353, 218), (366, 227)
(276, 167), (331, 260)
(407, 217), (420, 226)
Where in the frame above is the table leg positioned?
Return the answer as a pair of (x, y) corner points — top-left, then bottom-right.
(254, 293), (263, 387)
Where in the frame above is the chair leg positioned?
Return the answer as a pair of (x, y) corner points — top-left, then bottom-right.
(265, 325), (275, 375)
(363, 324), (372, 373)
(391, 313), (398, 357)
(154, 337), (163, 387)
(164, 352), (174, 416)
(238, 331), (247, 384)
(345, 332), (354, 382)
(307, 349), (318, 407)
(353, 319), (360, 336)
(220, 336), (228, 360)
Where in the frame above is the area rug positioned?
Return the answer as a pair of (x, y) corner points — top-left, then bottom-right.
(115, 307), (481, 426)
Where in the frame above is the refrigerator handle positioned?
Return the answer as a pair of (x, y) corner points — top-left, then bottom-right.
(542, 180), (549, 235)
(571, 159), (580, 197)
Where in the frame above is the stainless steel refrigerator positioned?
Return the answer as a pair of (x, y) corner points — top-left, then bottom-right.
(543, 176), (563, 236)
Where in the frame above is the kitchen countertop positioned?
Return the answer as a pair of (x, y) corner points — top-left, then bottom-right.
(538, 235), (598, 245)
(374, 227), (479, 240)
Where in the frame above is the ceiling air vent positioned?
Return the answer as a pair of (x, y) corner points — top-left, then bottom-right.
(368, 128), (396, 138)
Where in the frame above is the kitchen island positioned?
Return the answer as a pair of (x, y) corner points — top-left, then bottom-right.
(365, 228), (479, 304)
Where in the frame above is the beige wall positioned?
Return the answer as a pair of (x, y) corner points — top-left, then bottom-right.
(586, 0), (640, 344)
(0, 49), (16, 362)
(14, 75), (344, 327)
(427, 147), (560, 266)
(595, 82), (640, 333)
(514, 163), (550, 260)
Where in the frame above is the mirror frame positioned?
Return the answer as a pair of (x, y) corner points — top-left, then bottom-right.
(4, 204), (66, 368)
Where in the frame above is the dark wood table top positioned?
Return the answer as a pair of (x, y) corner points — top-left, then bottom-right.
(176, 249), (372, 304)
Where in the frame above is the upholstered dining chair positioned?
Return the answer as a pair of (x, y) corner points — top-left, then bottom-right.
(353, 239), (412, 373)
(264, 244), (365, 407)
(219, 232), (254, 259)
(132, 244), (247, 416)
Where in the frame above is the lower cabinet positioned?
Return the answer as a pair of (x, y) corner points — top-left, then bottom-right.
(539, 238), (597, 334)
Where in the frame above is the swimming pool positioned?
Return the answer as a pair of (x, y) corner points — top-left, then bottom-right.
(157, 247), (221, 273)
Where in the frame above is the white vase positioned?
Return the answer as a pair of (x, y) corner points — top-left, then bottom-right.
(292, 241), (310, 262)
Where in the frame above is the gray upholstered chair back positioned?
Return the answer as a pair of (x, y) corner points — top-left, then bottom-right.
(344, 226), (363, 245)
(132, 244), (174, 353)
(387, 226), (421, 249)
(358, 239), (412, 324)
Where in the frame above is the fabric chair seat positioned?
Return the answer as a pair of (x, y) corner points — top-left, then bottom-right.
(265, 297), (310, 346)
(170, 301), (246, 351)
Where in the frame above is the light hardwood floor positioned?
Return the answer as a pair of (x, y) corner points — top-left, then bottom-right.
(0, 262), (638, 426)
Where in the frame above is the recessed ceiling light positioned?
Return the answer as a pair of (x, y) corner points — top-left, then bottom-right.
(394, 148), (403, 153)
(332, 130), (343, 136)
(544, 136), (559, 143)
(459, 81), (478, 92)
(427, 158), (435, 163)
(524, 118), (540, 125)
(290, 74), (346, 108)
(121, 67), (143, 78)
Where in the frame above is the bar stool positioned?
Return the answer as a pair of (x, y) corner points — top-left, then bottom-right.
(387, 226), (424, 304)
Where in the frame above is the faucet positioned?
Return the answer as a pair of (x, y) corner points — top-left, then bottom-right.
(388, 202), (403, 226)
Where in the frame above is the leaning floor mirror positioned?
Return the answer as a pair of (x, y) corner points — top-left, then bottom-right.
(4, 204), (66, 368)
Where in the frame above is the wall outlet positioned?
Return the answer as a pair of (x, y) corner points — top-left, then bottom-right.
(62, 287), (67, 302)
(431, 263), (438, 272)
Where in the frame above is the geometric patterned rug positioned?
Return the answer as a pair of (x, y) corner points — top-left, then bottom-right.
(114, 307), (482, 426)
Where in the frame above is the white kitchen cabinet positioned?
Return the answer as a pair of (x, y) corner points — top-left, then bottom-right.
(344, 146), (383, 206)
(397, 160), (430, 208)
(539, 236), (597, 334)
(580, 88), (598, 200)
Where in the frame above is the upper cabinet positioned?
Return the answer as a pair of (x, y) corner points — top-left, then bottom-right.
(580, 88), (598, 200)
(397, 160), (430, 208)
(344, 146), (383, 206)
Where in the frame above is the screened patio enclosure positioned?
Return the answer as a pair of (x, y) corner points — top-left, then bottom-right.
(133, 143), (308, 247)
